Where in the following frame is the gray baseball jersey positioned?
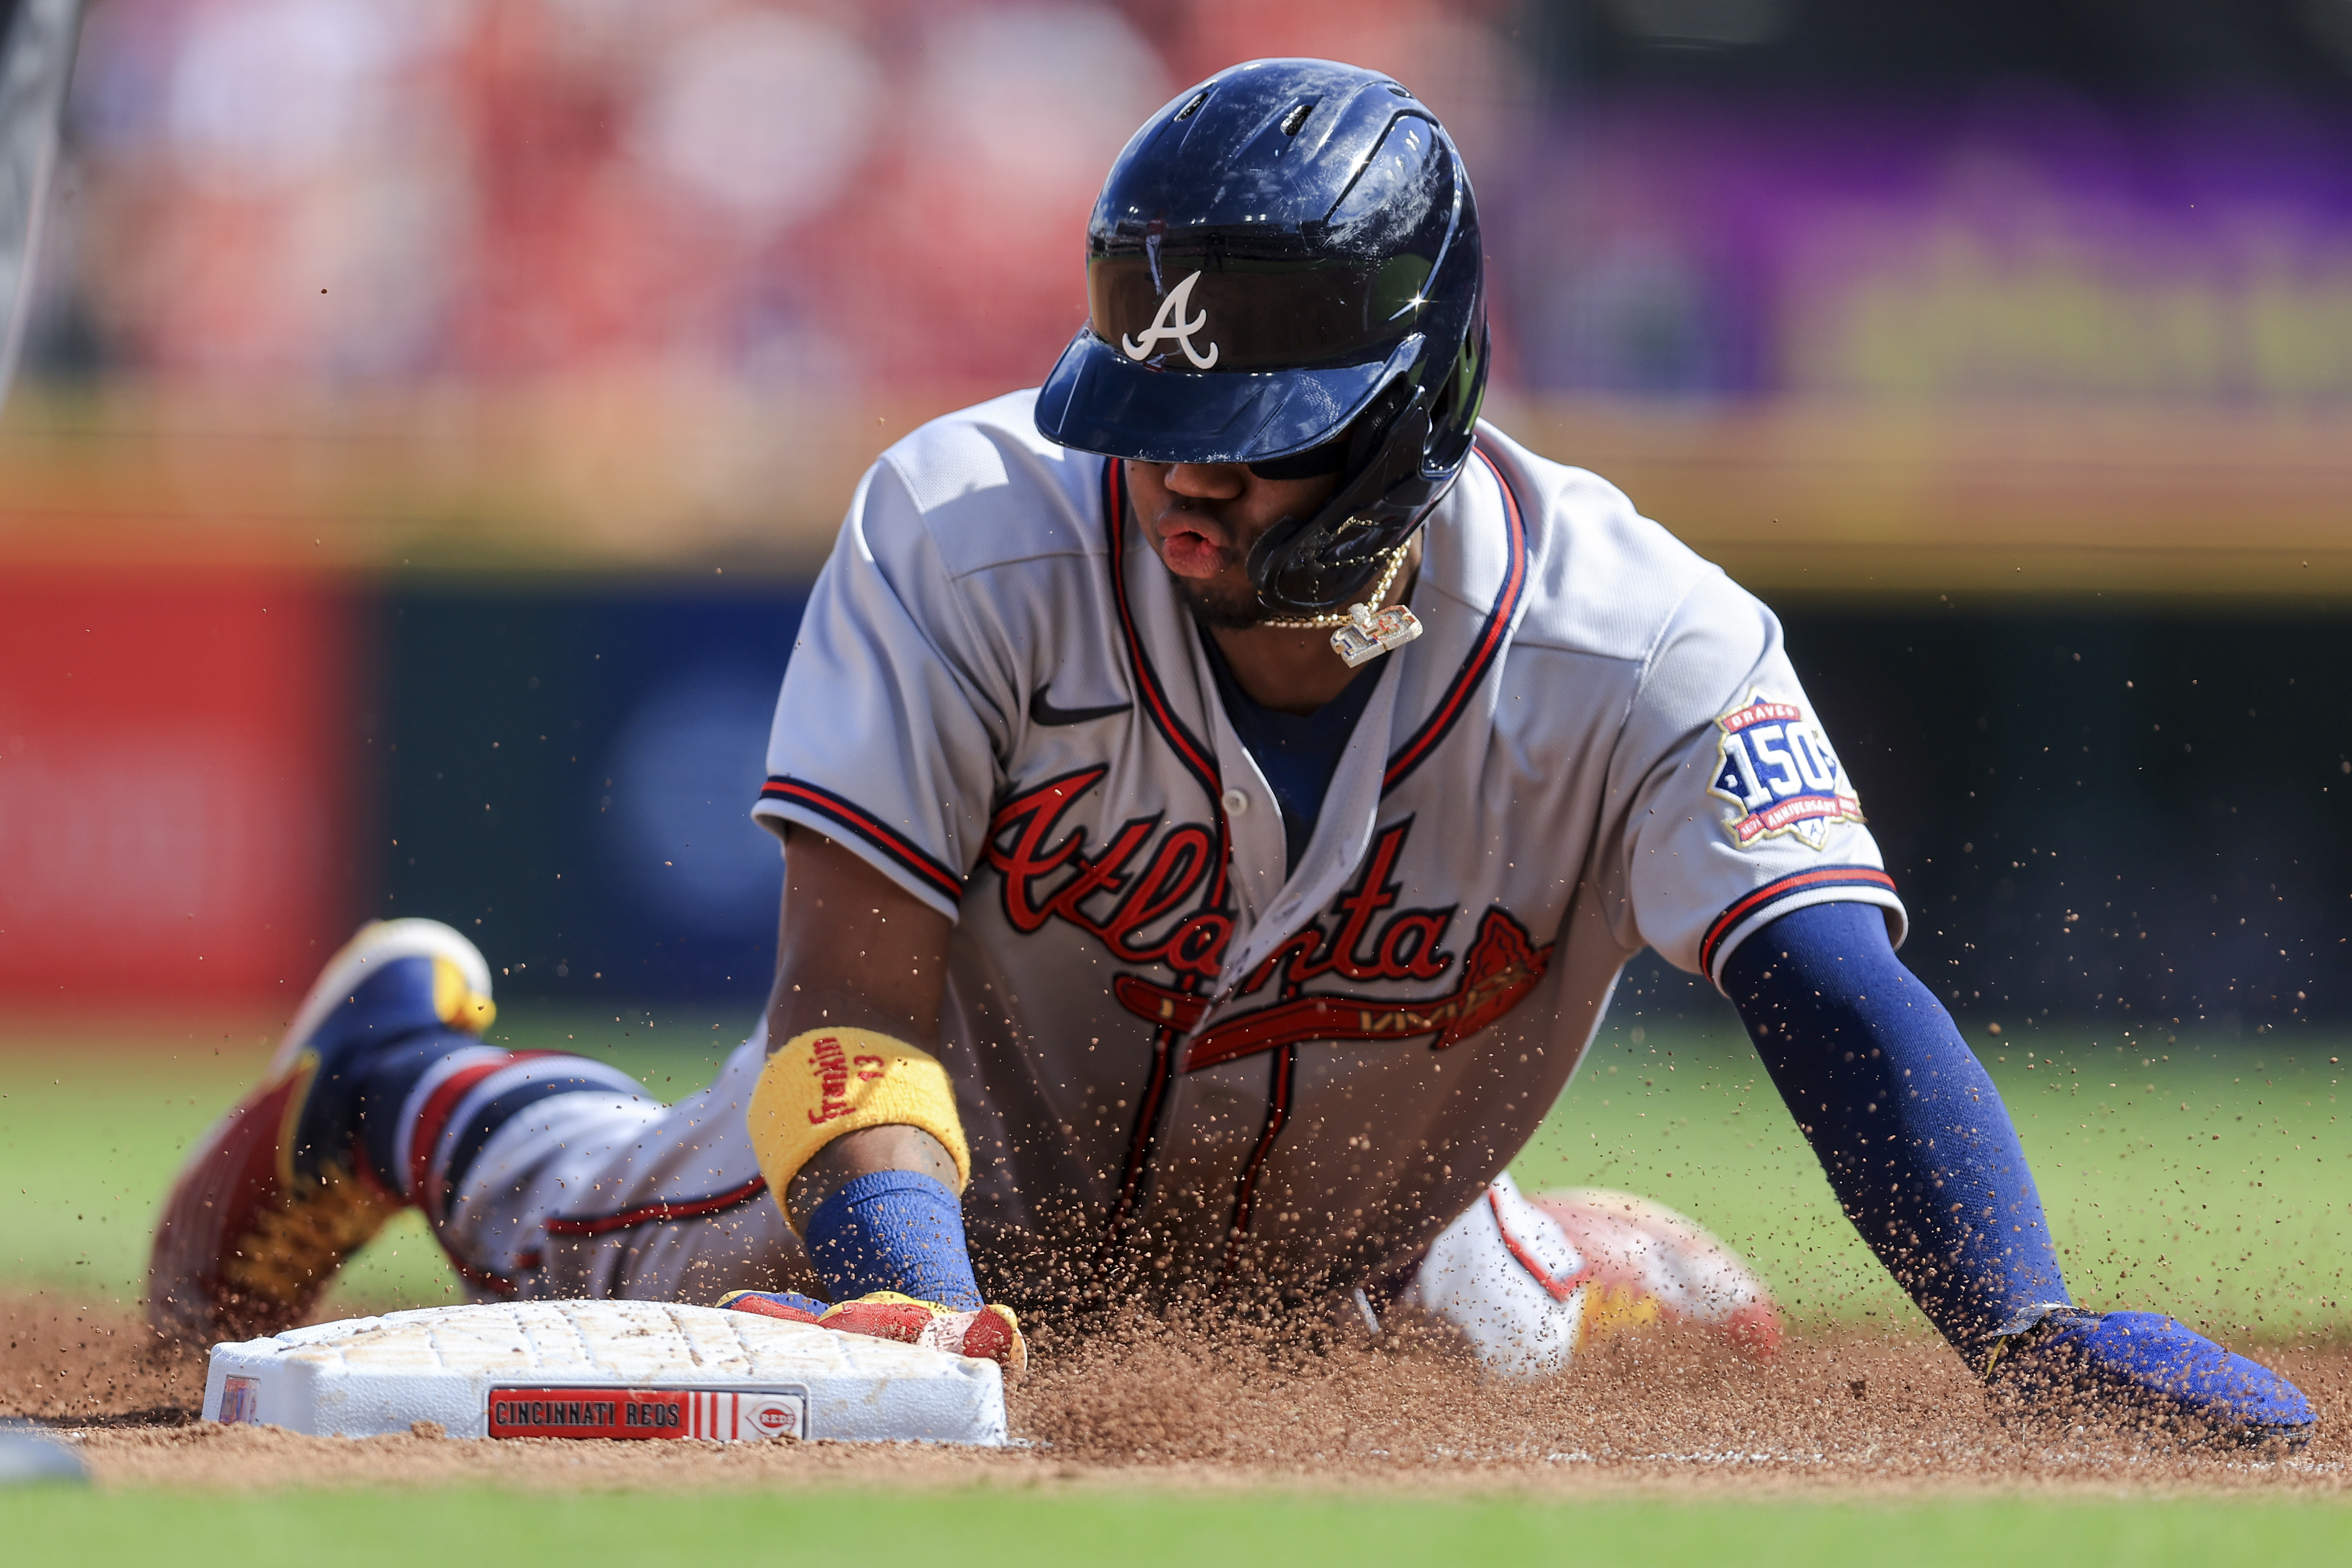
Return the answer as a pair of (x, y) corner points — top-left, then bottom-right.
(752, 390), (1905, 1302)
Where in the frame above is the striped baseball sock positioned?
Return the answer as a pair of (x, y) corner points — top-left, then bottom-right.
(358, 1038), (649, 1223)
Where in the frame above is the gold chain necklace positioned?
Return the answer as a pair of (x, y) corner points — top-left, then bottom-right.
(1258, 543), (1426, 668)
(1259, 544), (1410, 629)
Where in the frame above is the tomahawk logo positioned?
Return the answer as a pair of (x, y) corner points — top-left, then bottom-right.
(1120, 270), (1220, 368)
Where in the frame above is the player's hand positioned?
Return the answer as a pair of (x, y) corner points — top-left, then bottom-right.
(1983, 1306), (2314, 1446)
(719, 1288), (1028, 1379)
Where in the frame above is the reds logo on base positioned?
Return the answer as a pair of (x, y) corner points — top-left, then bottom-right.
(1706, 690), (1863, 850)
(745, 1396), (801, 1438)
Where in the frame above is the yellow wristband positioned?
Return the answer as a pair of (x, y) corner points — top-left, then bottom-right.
(747, 1029), (972, 1208)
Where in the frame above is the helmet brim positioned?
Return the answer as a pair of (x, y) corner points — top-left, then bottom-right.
(1033, 330), (1420, 464)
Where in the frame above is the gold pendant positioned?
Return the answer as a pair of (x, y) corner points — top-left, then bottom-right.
(1330, 601), (1423, 668)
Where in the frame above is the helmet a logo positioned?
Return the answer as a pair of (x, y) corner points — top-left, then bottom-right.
(1120, 270), (1219, 369)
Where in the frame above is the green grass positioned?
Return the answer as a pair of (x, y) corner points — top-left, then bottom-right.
(0, 1007), (742, 1312)
(2, 1487), (2350, 1567)
(4, 1004), (2347, 1334)
(1512, 1010), (2352, 1335)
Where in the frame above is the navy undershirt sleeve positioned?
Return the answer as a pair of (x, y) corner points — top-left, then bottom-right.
(1721, 900), (2069, 1368)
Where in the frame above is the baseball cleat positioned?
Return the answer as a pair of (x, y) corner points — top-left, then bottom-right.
(1983, 1305), (2316, 1447)
(719, 1288), (1027, 1378)
(1532, 1188), (1784, 1360)
(147, 919), (496, 1344)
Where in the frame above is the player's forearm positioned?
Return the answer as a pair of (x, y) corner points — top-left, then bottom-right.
(750, 827), (983, 1303)
(784, 1125), (956, 1230)
(1723, 901), (2069, 1366)
(766, 825), (953, 1049)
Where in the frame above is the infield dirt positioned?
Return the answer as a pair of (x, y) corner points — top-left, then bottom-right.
(6, 1295), (2345, 1497)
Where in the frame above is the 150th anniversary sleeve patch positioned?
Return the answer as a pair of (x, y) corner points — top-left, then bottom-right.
(1705, 690), (1863, 850)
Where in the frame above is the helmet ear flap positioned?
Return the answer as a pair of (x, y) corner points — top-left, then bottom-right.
(1423, 322), (1487, 473)
(1344, 383), (1410, 474)
(1247, 382), (1440, 616)
(1376, 400), (1433, 486)
(1244, 510), (1322, 604)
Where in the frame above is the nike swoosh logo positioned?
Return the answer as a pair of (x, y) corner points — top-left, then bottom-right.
(1029, 685), (1133, 727)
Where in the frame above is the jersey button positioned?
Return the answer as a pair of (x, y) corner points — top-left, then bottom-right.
(1220, 788), (1250, 817)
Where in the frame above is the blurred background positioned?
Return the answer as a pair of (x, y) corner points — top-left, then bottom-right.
(9, 0), (2348, 1022)
(1, 0), (2348, 1334)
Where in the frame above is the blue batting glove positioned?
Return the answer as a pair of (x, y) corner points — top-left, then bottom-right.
(1984, 1305), (2315, 1447)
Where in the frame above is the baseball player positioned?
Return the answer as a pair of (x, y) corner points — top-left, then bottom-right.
(154, 59), (2310, 1439)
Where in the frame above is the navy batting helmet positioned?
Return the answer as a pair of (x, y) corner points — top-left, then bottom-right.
(1034, 58), (1489, 617)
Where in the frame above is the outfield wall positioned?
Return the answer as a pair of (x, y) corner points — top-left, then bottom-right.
(0, 568), (361, 1010)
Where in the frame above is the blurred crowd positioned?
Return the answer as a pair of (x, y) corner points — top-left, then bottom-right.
(30, 0), (2352, 402)
(48, 0), (1514, 394)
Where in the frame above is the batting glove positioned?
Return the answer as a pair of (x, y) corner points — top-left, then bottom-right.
(1984, 1304), (2314, 1446)
(719, 1288), (1027, 1379)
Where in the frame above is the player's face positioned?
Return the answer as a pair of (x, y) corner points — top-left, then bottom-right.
(1125, 460), (1344, 628)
